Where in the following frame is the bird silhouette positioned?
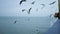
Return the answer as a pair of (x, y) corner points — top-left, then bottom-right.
(41, 4), (45, 9)
(31, 1), (35, 5)
(22, 9), (25, 12)
(27, 8), (32, 14)
(49, 1), (56, 5)
(14, 20), (17, 24)
(19, 0), (26, 5)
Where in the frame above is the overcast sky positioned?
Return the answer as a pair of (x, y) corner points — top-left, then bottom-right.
(0, 0), (58, 17)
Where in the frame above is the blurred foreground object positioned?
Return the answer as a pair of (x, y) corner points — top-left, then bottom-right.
(58, 0), (60, 19)
(54, 12), (59, 18)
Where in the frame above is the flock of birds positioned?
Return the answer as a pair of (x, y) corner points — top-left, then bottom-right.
(19, 0), (56, 14)
(14, 0), (56, 24)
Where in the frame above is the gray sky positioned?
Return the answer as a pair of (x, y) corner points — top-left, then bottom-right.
(0, 0), (58, 17)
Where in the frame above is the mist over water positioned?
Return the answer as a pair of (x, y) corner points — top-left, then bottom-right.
(0, 16), (57, 34)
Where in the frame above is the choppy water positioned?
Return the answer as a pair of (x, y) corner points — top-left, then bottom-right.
(0, 16), (57, 34)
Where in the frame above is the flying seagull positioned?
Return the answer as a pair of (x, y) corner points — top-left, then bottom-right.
(49, 1), (56, 5)
(14, 20), (17, 24)
(22, 9), (25, 12)
(31, 1), (35, 5)
(41, 4), (45, 9)
(27, 8), (32, 14)
(19, 0), (26, 5)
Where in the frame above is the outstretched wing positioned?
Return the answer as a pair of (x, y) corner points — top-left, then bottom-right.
(49, 1), (56, 5)
(19, 1), (23, 5)
(28, 8), (32, 14)
(41, 4), (45, 9)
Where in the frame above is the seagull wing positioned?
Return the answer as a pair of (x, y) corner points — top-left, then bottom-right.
(28, 8), (32, 14)
(19, 1), (23, 5)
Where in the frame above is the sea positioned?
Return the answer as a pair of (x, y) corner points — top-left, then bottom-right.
(0, 16), (58, 34)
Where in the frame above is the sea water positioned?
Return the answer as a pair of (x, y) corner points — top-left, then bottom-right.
(0, 16), (57, 34)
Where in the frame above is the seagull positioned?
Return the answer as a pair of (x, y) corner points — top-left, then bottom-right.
(27, 8), (32, 14)
(22, 9), (25, 12)
(41, 4), (45, 9)
(49, 1), (56, 5)
(14, 20), (17, 24)
(19, 0), (26, 5)
(31, 1), (35, 5)
(36, 29), (38, 32)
